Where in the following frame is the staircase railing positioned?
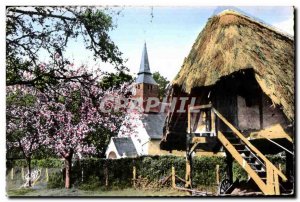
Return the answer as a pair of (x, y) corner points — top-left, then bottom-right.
(212, 107), (287, 195)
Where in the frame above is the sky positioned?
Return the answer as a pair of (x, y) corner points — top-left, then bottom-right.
(64, 6), (294, 81)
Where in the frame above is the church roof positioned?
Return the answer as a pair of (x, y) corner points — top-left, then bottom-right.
(141, 112), (167, 140)
(136, 43), (158, 85)
(112, 137), (137, 157)
(136, 73), (157, 85)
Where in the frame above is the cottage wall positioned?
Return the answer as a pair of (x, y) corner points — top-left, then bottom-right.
(262, 94), (289, 129)
(237, 93), (290, 132)
(237, 95), (260, 131)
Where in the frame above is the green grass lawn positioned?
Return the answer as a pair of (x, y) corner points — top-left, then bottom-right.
(7, 187), (190, 197)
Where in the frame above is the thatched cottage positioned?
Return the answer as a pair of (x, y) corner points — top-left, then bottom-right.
(160, 10), (294, 195)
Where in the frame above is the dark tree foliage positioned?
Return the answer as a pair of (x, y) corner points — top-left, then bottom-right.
(6, 6), (126, 90)
(100, 71), (133, 90)
(152, 71), (169, 100)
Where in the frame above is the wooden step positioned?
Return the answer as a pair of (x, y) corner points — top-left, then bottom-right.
(243, 156), (257, 163)
(249, 162), (263, 170)
(237, 149), (250, 156)
(224, 133), (236, 138)
(232, 143), (245, 150)
(255, 170), (266, 177)
(260, 177), (267, 182)
(227, 137), (241, 144)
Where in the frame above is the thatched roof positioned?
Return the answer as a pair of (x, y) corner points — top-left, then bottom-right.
(173, 10), (294, 120)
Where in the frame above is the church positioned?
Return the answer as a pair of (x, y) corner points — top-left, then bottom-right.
(105, 43), (170, 159)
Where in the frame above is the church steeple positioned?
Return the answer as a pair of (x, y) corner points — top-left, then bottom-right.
(138, 43), (151, 75)
(134, 43), (159, 113)
(135, 42), (157, 85)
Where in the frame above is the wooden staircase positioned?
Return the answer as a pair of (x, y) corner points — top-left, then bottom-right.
(186, 104), (289, 195)
(212, 108), (288, 195)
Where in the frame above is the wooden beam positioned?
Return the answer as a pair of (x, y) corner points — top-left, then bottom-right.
(174, 186), (214, 196)
(161, 175), (172, 185)
(189, 142), (200, 156)
(175, 175), (186, 183)
(192, 137), (206, 144)
(187, 105), (191, 133)
(259, 91), (263, 130)
(189, 103), (212, 111)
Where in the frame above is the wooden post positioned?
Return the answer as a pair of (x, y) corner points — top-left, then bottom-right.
(10, 168), (14, 180)
(45, 168), (49, 182)
(21, 167), (24, 180)
(171, 166), (176, 188)
(279, 164), (282, 172)
(105, 162), (108, 187)
(133, 166), (136, 188)
(185, 132), (192, 188)
(185, 153), (192, 188)
(216, 164), (220, 185)
(225, 150), (233, 184)
(187, 105), (191, 133)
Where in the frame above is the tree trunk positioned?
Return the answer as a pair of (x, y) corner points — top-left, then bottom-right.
(27, 157), (32, 187)
(64, 153), (73, 189)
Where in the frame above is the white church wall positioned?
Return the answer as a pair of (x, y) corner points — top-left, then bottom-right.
(130, 118), (151, 155)
(105, 138), (121, 159)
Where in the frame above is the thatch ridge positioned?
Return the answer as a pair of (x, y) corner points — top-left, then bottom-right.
(173, 10), (294, 120)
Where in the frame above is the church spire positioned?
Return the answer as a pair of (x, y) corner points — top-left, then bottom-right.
(138, 42), (151, 75)
(135, 42), (157, 85)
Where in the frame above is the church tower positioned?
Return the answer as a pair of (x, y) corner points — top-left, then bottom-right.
(134, 43), (159, 112)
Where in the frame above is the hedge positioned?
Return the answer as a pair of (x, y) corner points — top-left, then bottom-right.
(7, 155), (286, 189)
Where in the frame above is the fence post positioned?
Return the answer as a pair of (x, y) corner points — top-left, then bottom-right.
(45, 168), (49, 182)
(10, 168), (14, 180)
(21, 167), (24, 180)
(172, 166), (176, 188)
(216, 164), (220, 185)
(105, 161), (108, 187)
(133, 166), (136, 188)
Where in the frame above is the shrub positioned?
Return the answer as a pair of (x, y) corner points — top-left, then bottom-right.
(47, 172), (64, 189)
(78, 175), (101, 191)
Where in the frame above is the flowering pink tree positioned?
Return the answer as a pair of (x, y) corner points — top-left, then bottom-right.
(37, 64), (133, 188)
(6, 86), (48, 187)
(7, 61), (137, 188)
